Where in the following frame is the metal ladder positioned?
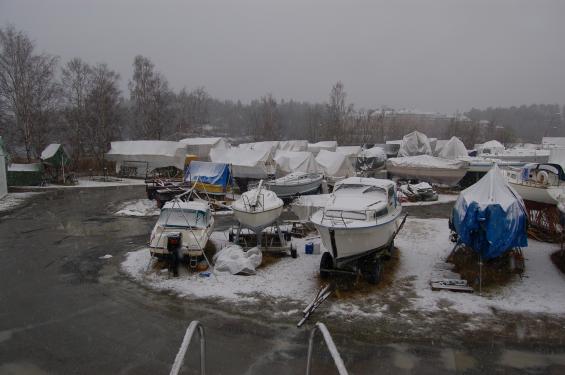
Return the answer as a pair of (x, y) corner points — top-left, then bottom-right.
(169, 321), (348, 375)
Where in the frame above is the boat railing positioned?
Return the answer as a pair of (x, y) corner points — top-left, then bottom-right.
(170, 320), (206, 375)
(306, 322), (349, 375)
(241, 192), (265, 212)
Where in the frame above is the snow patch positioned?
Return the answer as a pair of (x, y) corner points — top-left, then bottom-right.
(115, 199), (160, 217)
(0, 192), (41, 213)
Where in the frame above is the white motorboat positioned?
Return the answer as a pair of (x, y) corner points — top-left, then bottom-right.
(386, 155), (469, 186)
(232, 181), (284, 229)
(310, 177), (403, 268)
(265, 172), (323, 198)
(505, 163), (565, 205)
(149, 200), (215, 257)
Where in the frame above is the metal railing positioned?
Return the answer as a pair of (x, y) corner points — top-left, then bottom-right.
(306, 322), (349, 375)
(170, 321), (206, 375)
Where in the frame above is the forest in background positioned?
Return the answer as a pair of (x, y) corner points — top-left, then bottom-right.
(1, 25), (564, 168)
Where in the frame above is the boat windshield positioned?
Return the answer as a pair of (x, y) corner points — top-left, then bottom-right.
(325, 210), (367, 220)
(157, 208), (207, 228)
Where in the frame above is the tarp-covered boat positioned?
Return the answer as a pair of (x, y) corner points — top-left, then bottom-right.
(315, 150), (355, 185)
(273, 150), (320, 175)
(452, 165), (528, 260)
(184, 161), (232, 195)
(266, 172), (323, 198)
(386, 155), (469, 186)
(397, 131), (432, 157)
(106, 140), (189, 177)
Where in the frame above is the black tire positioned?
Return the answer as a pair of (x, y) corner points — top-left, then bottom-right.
(320, 252), (334, 279)
(290, 246), (298, 259)
(366, 260), (383, 285)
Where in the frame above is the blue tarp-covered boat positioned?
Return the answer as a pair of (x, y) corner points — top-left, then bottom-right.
(452, 165), (528, 259)
(184, 161), (232, 195)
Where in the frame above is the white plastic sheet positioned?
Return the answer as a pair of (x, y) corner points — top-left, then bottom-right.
(106, 140), (189, 175)
(315, 150), (355, 179)
(397, 131), (432, 157)
(209, 147), (274, 178)
(213, 245), (262, 275)
(179, 137), (229, 160)
(278, 140), (308, 152)
(438, 136), (468, 159)
(308, 141), (337, 155)
(274, 150), (321, 175)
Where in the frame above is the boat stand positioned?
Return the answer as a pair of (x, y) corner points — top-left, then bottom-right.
(229, 220), (297, 258)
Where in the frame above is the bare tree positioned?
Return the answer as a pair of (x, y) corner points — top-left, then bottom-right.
(259, 93), (279, 140)
(61, 57), (92, 164)
(189, 86), (209, 135)
(326, 81), (352, 140)
(84, 63), (121, 167)
(0, 25), (59, 160)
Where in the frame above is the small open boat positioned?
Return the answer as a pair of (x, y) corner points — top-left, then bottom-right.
(266, 172), (323, 198)
(149, 200), (214, 258)
(232, 181), (284, 229)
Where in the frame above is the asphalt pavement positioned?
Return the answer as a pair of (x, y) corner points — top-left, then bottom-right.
(1, 187), (564, 374)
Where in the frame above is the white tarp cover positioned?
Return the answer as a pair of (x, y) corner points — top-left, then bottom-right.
(542, 137), (565, 148)
(433, 140), (449, 155)
(308, 141), (337, 155)
(549, 148), (565, 170)
(238, 141), (280, 158)
(179, 137), (229, 160)
(336, 146), (361, 157)
(359, 146), (387, 160)
(209, 147), (273, 178)
(387, 155), (468, 170)
(398, 131), (433, 157)
(273, 150), (321, 175)
(315, 150), (355, 179)
(213, 245), (262, 275)
(40, 143), (60, 160)
(438, 136), (468, 159)
(478, 140), (505, 154)
(106, 140), (188, 175)
(278, 140), (308, 152)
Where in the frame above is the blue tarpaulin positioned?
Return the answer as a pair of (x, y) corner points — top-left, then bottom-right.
(452, 165), (528, 259)
(184, 161), (231, 187)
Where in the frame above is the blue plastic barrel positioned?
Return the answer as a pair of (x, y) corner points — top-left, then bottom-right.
(305, 242), (314, 254)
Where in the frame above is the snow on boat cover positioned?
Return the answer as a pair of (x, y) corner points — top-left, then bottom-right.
(452, 165), (528, 260)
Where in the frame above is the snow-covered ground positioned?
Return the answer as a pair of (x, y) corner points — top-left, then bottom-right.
(25, 177), (146, 189)
(115, 199), (160, 217)
(0, 192), (41, 213)
(122, 232), (322, 302)
(398, 218), (565, 315)
(400, 194), (458, 207)
(121, 217), (565, 317)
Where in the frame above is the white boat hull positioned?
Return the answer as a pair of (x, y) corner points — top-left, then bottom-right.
(233, 205), (284, 229)
(507, 181), (564, 205)
(386, 164), (467, 186)
(314, 216), (401, 265)
(149, 225), (214, 255)
(266, 179), (322, 198)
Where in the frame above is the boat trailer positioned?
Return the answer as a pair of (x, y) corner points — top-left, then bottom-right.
(229, 220), (298, 258)
(320, 214), (408, 284)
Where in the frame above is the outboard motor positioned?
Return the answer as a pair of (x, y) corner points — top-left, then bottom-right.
(166, 232), (182, 277)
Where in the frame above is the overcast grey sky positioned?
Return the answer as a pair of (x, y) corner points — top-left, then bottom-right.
(2, 0), (564, 113)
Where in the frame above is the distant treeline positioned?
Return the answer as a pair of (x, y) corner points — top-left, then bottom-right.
(1, 24), (564, 170)
(466, 104), (565, 142)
